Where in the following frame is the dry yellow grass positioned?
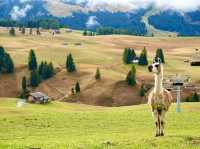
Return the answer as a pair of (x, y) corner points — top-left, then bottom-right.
(0, 27), (199, 99)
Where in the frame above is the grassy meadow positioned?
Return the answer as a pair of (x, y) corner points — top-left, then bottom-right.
(0, 99), (200, 149)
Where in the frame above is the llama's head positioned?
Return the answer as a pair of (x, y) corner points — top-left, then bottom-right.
(148, 57), (163, 74)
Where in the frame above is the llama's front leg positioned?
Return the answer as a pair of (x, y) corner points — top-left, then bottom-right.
(160, 111), (166, 136)
(153, 110), (160, 137)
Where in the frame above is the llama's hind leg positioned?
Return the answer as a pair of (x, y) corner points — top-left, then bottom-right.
(160, 110), (166, 136)
(153, 110), (160, 137)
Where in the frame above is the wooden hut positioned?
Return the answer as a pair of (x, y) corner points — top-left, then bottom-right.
(28, 92), (49, 104)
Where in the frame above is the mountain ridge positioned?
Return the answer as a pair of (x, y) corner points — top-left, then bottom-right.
(0, 0), (200, 36)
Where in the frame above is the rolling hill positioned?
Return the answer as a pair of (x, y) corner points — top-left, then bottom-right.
(0, 28), (200, 106)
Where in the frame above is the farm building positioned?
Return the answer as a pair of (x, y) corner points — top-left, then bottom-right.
(132, 57), (139, 64)
(53, 29), (61, 35)
(66, 29), (73, 33)
(191, 49), (200, 66)
(28, 92), (49, 104)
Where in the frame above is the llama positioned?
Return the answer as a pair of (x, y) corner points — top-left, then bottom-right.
(148, 57), (172, 137)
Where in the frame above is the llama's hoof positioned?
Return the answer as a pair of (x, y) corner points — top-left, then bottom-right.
(155, 134), (160, 137)
(160, 133), (164, 136)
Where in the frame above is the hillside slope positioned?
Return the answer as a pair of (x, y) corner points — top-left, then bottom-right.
(0, 99), (200, 149)
(0, 28), (200, 105)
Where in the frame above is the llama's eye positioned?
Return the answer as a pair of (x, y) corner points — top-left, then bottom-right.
(155, 64), (159, 68)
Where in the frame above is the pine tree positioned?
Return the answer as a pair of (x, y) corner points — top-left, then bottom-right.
(48, 62), (54, 77)
(41, 61), (48, 79)
(95, 68), (101, 80)
(29, 28), (33, 35)
(22, 27), (26, 35)
(123, 48), (136, 64)
(30, 70), (40, 87)
(0, 46), (5, 71)
(131, 48), (136, 59)
(3, 53), (14, 73)
(126, 65), (136, 86)
(138, 47), (148, 66)
(83, 30), (87, 36)
(0, 47), (14, 73)
(9, 27), (15, 36)
(39, 61), (54, 80)
(66, 53), (76, 72)
(38, 61), (44, 75)
(123, 48), (128, 64)
(190, 92), (199, 102)
(20, 76), (29, 99)
(19, 26), (22, 31)
(75, 82), (80, 93)
(28, 49), (37, 70)
(36, 28), (40, 35)
(22, 76), (27, 91)
(140, 84), (145, 97)
(156, 48), (165, 63)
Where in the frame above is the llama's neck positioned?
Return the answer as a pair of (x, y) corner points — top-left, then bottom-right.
(153, 66), (164, 94)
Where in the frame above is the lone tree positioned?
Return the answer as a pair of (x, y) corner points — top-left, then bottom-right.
(21, 76), (29, 99)
(30, 70), (40, 87)
(140, 84), (145, 97)
(95, 68), (101, 80)
(9, 27), (15, 36)
(66, 53), (76, 72)
(138, 47), (148, 66)
(75, 82), (80, 93)
(126, 65), (136, 86)
(123, 48), (136, 64)
(28, 49), (37, 70)
(156, 48), (165, 63)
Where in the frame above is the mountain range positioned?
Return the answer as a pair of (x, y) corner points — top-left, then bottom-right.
(0, 0), (200, 36)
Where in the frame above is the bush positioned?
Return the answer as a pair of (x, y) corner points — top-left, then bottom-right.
(185, 92), (199, 102)
(140, 84), (145, 97)
(95, 68), (101, 80)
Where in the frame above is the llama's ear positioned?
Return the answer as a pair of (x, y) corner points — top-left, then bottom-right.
(153, 57), (157, 63)
(154, 57), (161, 63)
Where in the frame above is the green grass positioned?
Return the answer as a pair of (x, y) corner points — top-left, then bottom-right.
(0, 99), (200, 149)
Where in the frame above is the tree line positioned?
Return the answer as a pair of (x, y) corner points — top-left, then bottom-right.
(9, 27), (41, 36)
(0, 19), (66, 29)
(123, 47), (165, 65)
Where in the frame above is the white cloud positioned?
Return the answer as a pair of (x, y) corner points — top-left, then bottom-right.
(86, 16), (100, 29)
(10, 4), (32, 20)
(64, 0), (200, 12)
